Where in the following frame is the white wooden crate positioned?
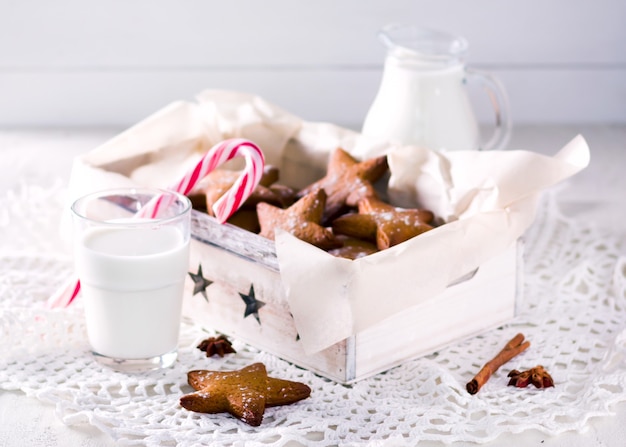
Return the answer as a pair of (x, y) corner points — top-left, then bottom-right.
(182, 210), (521, 384)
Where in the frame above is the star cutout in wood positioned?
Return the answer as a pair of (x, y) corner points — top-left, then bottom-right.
(239, 284), (265, 324)
(297, 148), (389, 223)
(180, 363), (311, 426)
(188, 265), (213, 302)
(332, 196), (435, 250)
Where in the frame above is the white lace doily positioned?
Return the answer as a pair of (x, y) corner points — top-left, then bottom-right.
(1, 181), (626, 446)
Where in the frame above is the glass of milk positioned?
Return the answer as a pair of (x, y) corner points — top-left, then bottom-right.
(72, 188), (191, 372)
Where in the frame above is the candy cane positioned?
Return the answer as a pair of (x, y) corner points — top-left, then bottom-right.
(142, 138), (265, 222)
(46, 138), (265, 309)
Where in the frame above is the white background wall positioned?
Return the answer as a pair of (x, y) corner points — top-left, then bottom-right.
(0, 0), (624, 129)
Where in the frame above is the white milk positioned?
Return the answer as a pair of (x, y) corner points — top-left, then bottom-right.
(76, 225), (190, 359)
(362, 56), (480, 151)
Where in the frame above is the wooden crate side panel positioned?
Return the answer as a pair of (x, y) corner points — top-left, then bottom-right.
(183, 238), (351, 382)
(353, 243), (518, 380)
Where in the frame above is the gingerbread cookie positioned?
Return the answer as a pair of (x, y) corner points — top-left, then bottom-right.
(225, 209), (262, 233)
(328, 235), (379, 260)
(180, 363), (311, 426)
(204, 166), (295, 212)
(332, 197), (434, 250)
(192, 166), (295, 232)
(297, 148), (388, 224)
(257, 189), (341, 250)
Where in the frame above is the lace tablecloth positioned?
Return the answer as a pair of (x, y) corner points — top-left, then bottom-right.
(1, 181), (625, 446)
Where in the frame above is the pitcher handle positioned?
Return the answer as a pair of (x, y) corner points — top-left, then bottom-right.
(466, 69), (512, 151)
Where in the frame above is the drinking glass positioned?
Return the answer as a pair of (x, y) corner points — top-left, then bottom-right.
(72, 188), (191, 372)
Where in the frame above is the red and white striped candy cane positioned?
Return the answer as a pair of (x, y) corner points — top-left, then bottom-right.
(138, 138), (265, 222)
(46, 138), (265, 309)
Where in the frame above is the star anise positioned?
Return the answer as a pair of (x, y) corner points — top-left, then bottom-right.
(507, 365), (554, 389)
(197, 335), (236, 358)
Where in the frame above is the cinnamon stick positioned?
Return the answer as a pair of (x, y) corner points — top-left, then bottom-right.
(466, 333), (530, 395)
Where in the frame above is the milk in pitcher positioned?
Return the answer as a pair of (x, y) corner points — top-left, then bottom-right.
(362, 25), (510, 151)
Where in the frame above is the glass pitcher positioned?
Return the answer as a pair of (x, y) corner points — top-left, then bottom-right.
(362, 24), (511, 151)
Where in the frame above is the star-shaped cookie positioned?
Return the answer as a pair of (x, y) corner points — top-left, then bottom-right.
(257, 188), (340, 250)
(188, 167), (296, 232)
(328, 235), (379, 260)
(203, 167), (294, 212)
(180, 363), (311, 426)
(332, 197), (434, 250)
(297, 148), (388, 224)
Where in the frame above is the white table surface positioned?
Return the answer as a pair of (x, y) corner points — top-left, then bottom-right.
(0, 124), (625, 446)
